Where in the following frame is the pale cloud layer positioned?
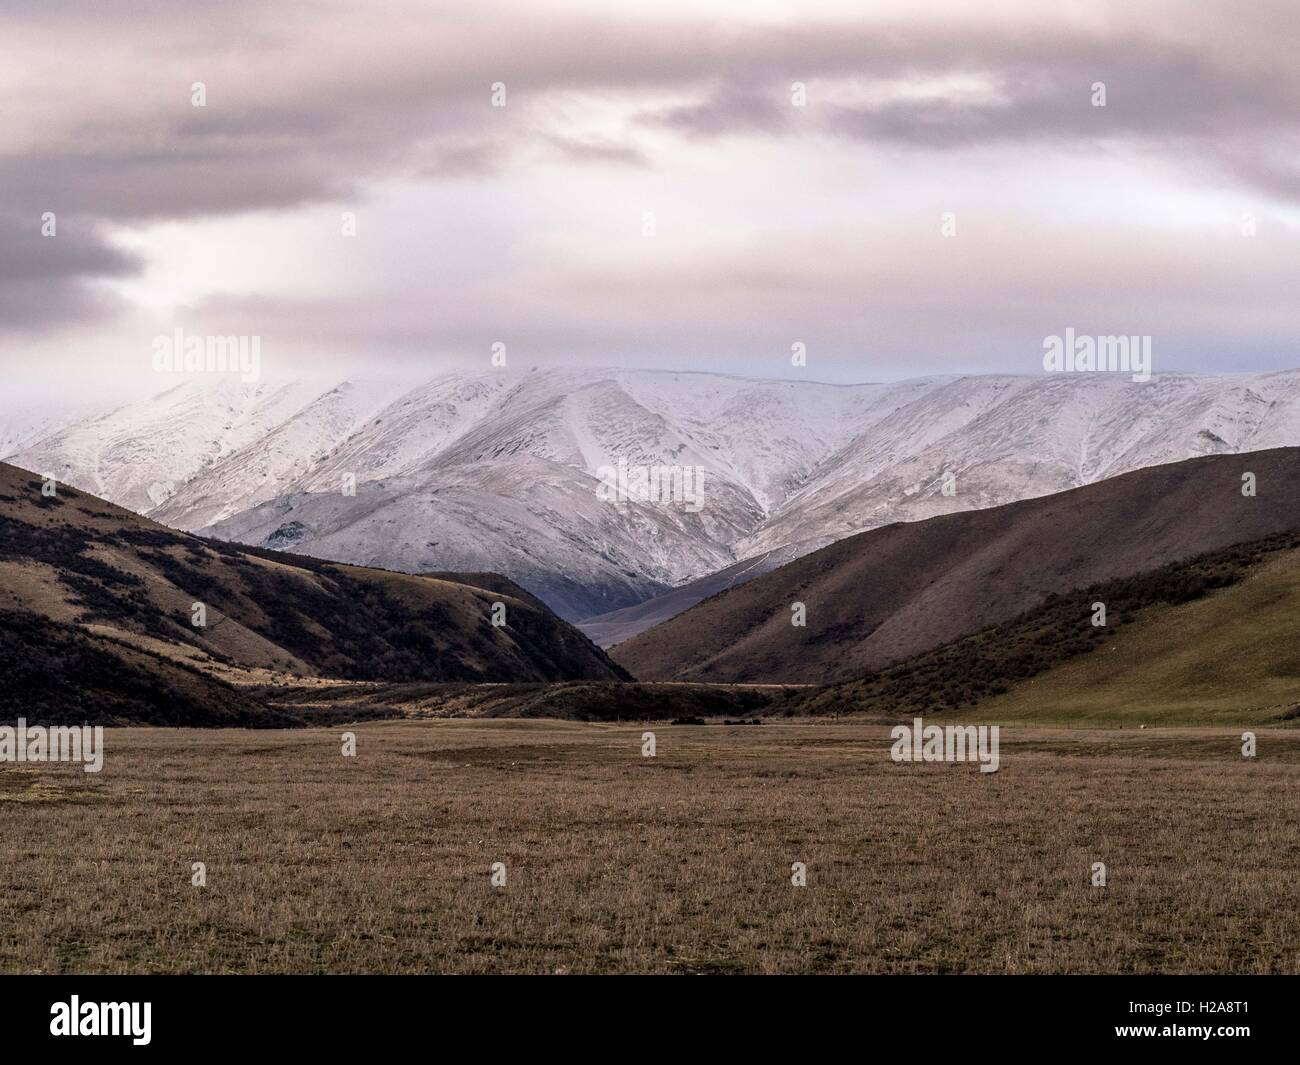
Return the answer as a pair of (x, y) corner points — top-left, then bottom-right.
(1, 0), (1296, 399)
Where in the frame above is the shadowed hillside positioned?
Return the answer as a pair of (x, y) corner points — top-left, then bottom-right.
(0, 462), (628, 724)
(0, 611), (281, 726)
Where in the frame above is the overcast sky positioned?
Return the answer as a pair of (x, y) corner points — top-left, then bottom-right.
(2, 0), (1297, 403)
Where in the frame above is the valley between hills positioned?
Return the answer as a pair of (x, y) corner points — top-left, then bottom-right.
(5, 440), (1300, 727)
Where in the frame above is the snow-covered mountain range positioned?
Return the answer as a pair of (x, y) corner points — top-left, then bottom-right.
(7, 367), (1300, 620)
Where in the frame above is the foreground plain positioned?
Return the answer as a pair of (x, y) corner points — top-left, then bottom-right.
(2, 720), (1298, 974)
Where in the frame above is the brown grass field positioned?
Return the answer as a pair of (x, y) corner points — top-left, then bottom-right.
(2, 720), (1299, 974)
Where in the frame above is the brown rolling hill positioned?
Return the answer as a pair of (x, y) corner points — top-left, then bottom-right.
(792, 529), (1300, 724)
(611, 447), (1300, 684)
(0, 461), (628, 725)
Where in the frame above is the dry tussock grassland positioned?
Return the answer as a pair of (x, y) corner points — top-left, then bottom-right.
(2, 720), (1298, 974)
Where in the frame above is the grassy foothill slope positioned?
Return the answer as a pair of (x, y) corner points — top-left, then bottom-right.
(0, 461), (627, 725)
(613, 447), (1300, 685)
(952, 543), (1300, 727)
(798, 531), (1300, 726)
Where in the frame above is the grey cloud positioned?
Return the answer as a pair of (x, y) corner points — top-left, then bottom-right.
(648, 85), (792, 138)
(635, 29), (1300, 205)
(823, 51), (1295, 147)
(0, 212), (142, 330)
(541, 135), (650, 168)
(5, 1), (1298, 226)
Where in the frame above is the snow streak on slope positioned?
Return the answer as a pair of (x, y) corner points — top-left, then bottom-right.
(148, 378), (413, 529)
(0, 401), (108, 460)
(11, 378), (327, 513)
